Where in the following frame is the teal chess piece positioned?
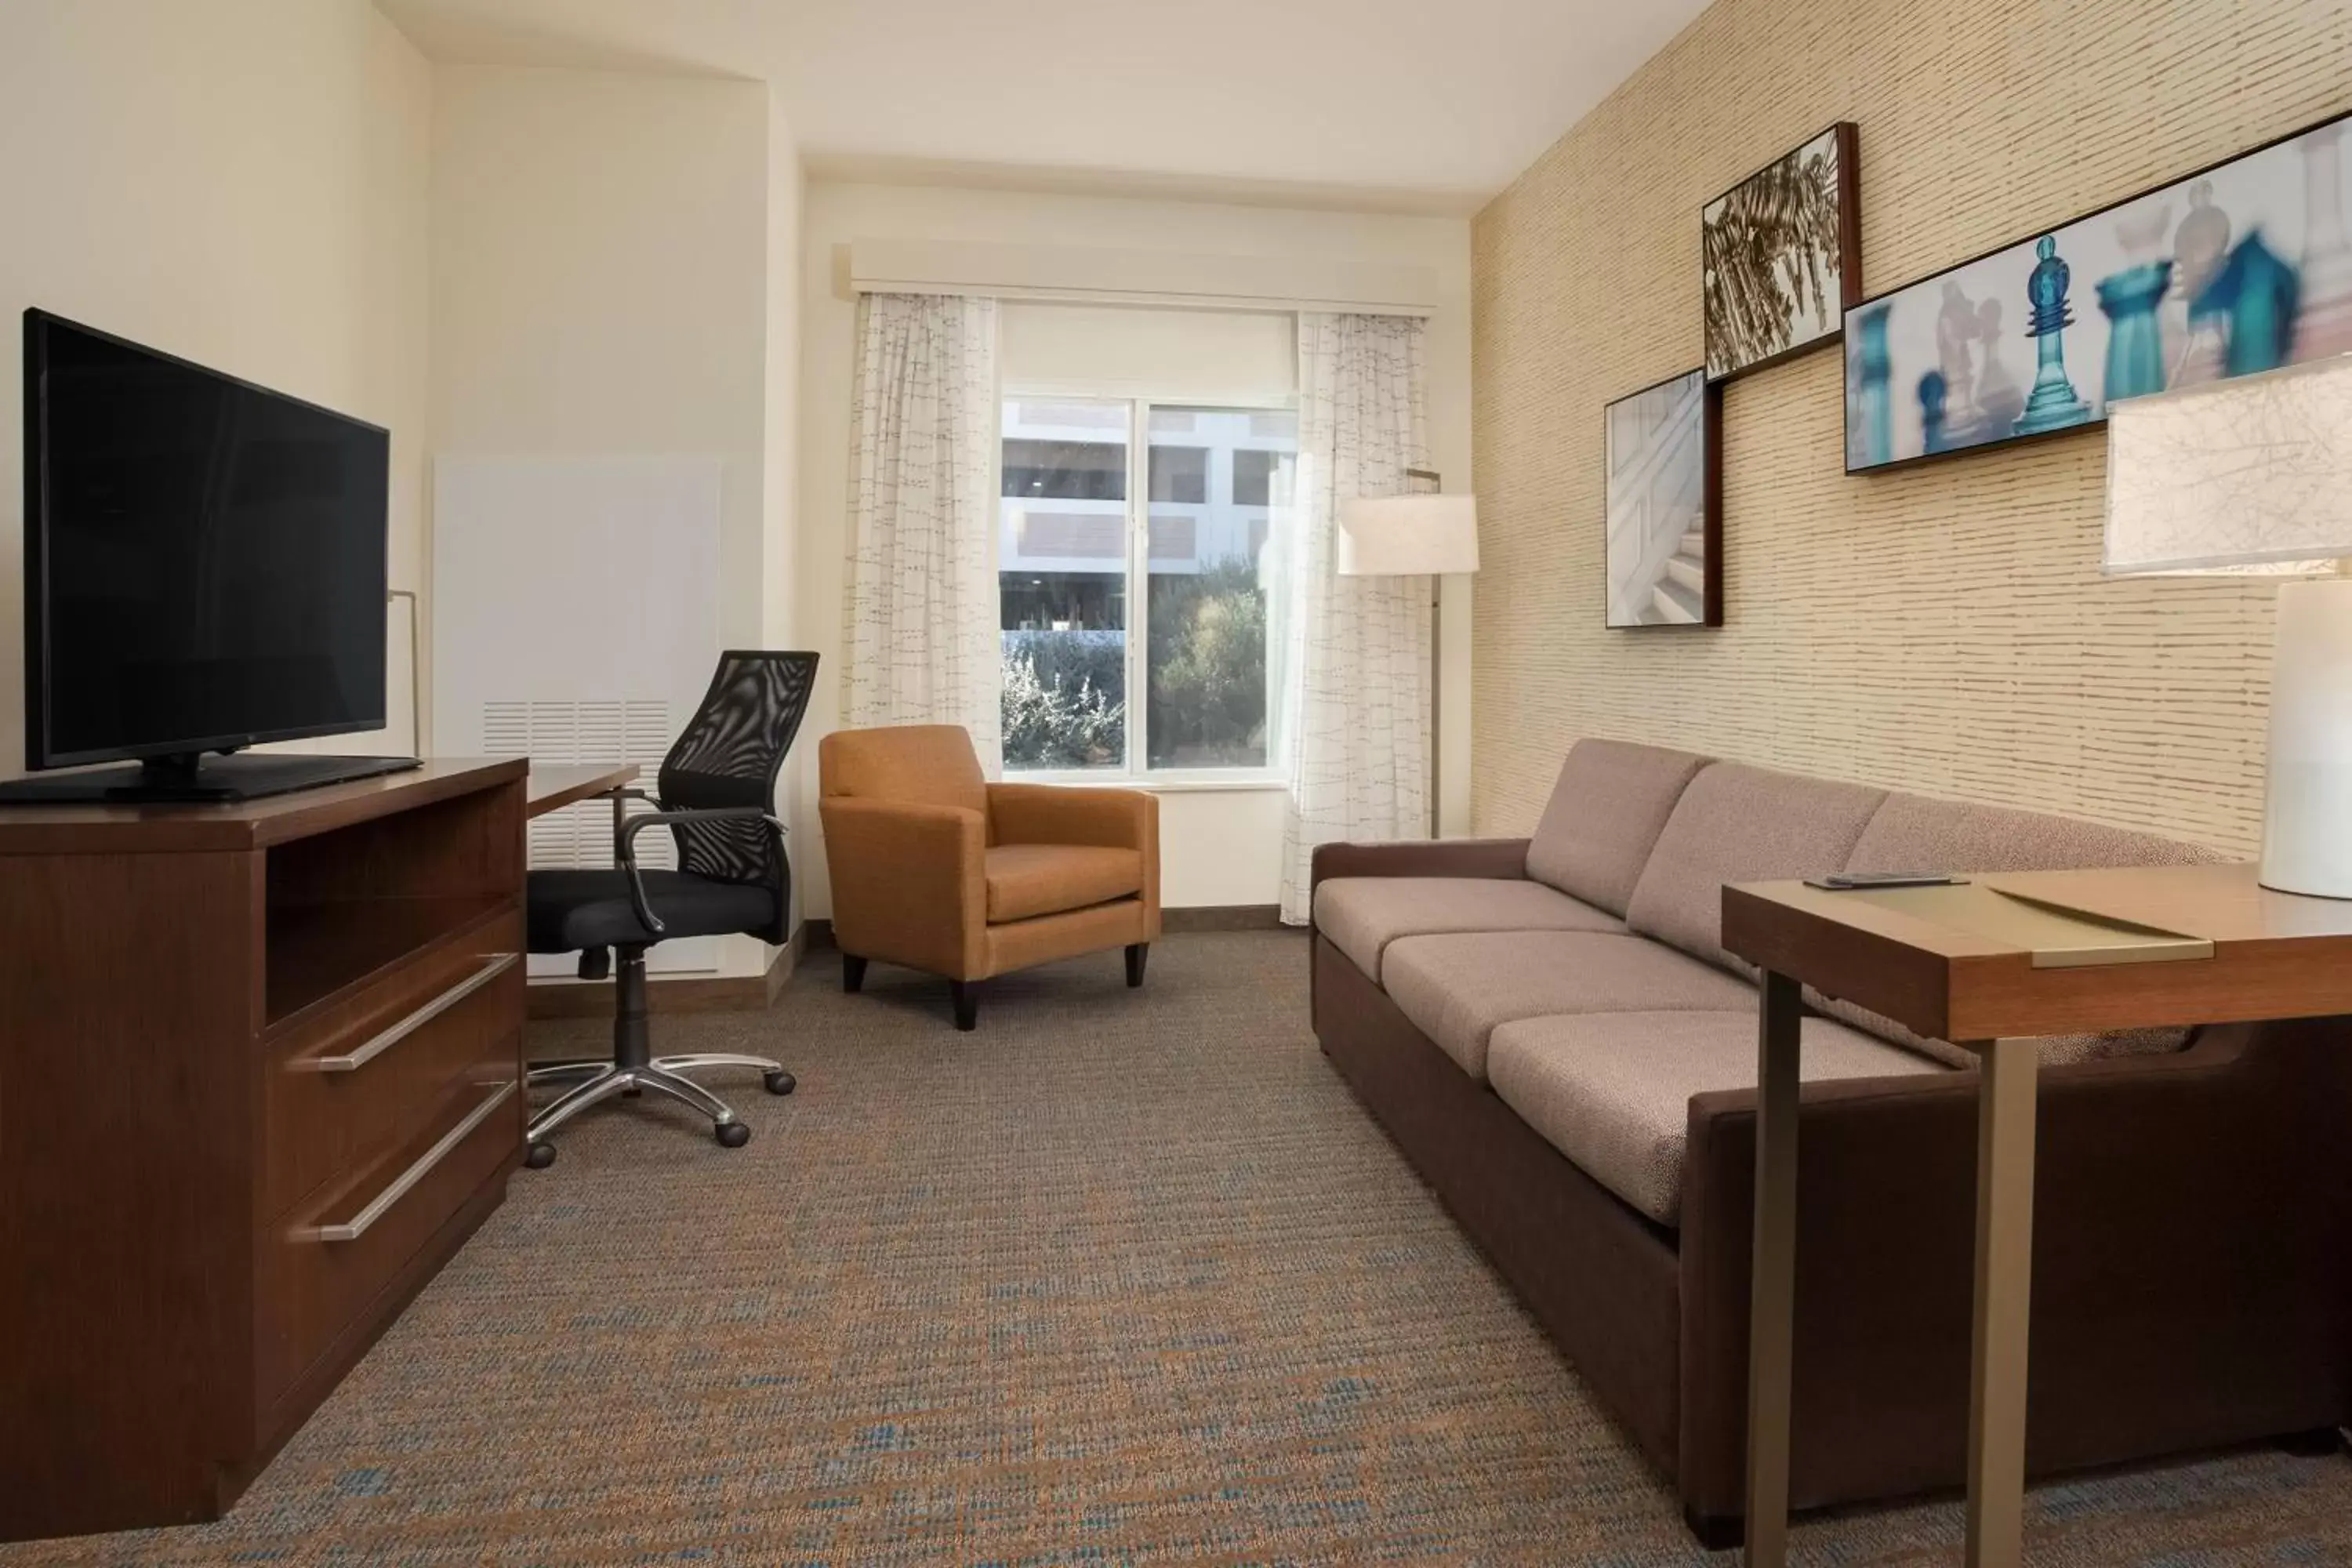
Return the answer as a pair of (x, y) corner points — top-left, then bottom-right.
(1853, 303), (1893, 465)
(2194, 229), (2302, 376)
(2014, 235), (2093, 435)
(2096, 259), (2172, 401)
(1918, 369), (1951, 454)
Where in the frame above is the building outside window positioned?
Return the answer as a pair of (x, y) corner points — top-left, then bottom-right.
(999, 397), (1298, 777)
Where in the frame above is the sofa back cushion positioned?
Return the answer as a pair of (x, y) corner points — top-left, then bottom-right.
(1826, 791), (2229, 1067)
(1625, 762), (1888, 972)
(1525, 739), (1712, 916)
(1845, 792), (2227, 880)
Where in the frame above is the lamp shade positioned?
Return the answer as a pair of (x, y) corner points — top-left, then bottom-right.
(2105, 353), (2352, 575)
(1337, 493), (1480, 576)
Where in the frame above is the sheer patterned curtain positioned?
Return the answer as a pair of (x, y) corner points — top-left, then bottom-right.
(841, 292), (1004, 773)
(1277, 312), (1432, 923)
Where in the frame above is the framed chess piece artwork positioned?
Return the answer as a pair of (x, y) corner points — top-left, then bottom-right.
(1703, 122), (1861, 383)
(1603, 368), (1722, 629)
(1843, 105), (2352, 474)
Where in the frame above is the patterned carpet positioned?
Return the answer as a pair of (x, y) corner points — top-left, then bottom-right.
(13, 931), (2352, 1565)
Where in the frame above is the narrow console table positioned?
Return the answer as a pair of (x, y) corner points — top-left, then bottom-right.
(0, 759), (529, 1542)
(1722, 863), (2352, 1568)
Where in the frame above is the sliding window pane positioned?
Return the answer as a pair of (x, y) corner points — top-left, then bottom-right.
(1146, 408), (1294, 770)
(1000, 398), (1127, 771)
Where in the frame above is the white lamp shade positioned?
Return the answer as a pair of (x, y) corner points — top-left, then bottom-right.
(1338, 492), (1480, 576)
(2105, 353), (2352, 575)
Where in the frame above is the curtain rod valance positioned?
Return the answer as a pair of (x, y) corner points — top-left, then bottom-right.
(847, 237), (1439, 318)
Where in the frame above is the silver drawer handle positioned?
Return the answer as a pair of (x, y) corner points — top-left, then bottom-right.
(299, 1080), (516, 1243)
(303, 953), (518, 1073)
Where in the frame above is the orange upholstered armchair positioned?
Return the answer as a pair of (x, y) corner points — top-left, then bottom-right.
(817, 724), (1161, 1029)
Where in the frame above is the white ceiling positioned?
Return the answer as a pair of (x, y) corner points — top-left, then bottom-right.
(378, 0), (1709, 214)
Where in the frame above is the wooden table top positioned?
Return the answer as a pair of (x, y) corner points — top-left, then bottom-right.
(524, 762), (639, 819)
(1722, 862), (2352, 1045)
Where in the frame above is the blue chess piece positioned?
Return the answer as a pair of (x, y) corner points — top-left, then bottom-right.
(2013, 235), (2093, 435)
(2096, 259), (2172, 401)
(1853, 303), (1893, 465)
(2193, 229), (2302, 376)
(1918, 369), (1951, 454)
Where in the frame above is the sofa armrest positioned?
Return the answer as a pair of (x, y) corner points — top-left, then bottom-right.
(816, 797), (988, 978)
(1671, 1020), (2352, 1520)
(1309, 837), (1533, 893)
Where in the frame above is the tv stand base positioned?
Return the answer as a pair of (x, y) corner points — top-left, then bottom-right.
(0, 753), (422, 804)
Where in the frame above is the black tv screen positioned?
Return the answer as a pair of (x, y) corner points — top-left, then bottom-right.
(24, 310), (389, 769)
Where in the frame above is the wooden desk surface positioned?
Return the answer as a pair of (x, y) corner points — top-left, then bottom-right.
(0, 757), (527, 855)
(1723, 862), (2352, 1044)
(525, 762), (639, 819)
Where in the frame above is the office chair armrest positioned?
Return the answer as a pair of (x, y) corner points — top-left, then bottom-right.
(615, 806), (786, 938)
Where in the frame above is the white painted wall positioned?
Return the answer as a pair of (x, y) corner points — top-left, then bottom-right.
(795, 181), (1474, 916)
(0, 0), (432, 775)
(428, 63), (783, 974)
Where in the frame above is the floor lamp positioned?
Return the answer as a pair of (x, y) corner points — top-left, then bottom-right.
(1338, 470), (1481, 837)
(2105, 353), (2352, 898)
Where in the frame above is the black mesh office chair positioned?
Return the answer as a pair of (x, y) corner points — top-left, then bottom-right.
(523, 650), (819, 1167)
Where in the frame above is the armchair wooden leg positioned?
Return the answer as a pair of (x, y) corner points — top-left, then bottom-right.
(1125, 943), (1149, 988)
(842, 953), (868, 993)
(949, 979), (978, 1032)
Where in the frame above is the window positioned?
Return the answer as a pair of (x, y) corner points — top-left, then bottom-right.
(1000, 397), (1298, 777)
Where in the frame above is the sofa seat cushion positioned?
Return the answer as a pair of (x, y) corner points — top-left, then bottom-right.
(1825, 791), (2230, 1068)
(1524, 739), (1712, 916)
(983, 844), (1144, 924)
(1381, 931), (1755, 1082)
(1488, 1011), (1949, 1226)
(1314, 876), (1625, 983)
(1625, 762), (1888, 975)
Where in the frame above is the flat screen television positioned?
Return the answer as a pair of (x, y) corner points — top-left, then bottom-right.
(5, 310), (417, 802)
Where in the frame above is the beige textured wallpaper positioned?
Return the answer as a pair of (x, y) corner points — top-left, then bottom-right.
(1470, 0), (2351, 853)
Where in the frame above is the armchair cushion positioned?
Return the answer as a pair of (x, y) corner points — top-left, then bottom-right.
(985, 844), (1145, 924)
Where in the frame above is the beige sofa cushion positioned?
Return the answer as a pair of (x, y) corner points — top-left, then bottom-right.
(1624, 763), (1887, 973)
(1488, 1011), (1948, 1226)
(1381, 931), (1755, 1082)
(1314, 877), (1624, 984)
(1524, 740), (1712, 916)
(1825, 792), (2230, 1068)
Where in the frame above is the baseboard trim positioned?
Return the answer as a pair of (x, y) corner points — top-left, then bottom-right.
(525, 924), (802, 1019)
(1162, 904), (1286, 931)
(797, 906), (1283, 960)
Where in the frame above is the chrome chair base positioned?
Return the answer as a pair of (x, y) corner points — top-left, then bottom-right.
(524, 1053), (794, 1167)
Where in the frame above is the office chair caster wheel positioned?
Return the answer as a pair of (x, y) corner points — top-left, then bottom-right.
(715, 1120), (751, 1149)
(764, 1069), (796, 1096)
(524, 1141), (557, 1170)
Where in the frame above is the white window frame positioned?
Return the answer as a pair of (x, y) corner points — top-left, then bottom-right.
(997, 387), (1295, 790)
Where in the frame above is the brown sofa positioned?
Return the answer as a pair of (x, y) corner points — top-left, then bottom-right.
(818, 723), (1161, 1029)
(1310, 739), (2352, 1544)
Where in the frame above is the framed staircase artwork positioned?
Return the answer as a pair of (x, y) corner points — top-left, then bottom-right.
(1603, 367), (1722, 629)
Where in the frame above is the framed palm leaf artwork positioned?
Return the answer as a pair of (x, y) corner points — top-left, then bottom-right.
(1703, 122), (1860, 383)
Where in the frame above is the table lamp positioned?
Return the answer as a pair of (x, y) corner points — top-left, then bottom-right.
(1338, 471), (1481, 836)
(2104, 353), (2352, 898)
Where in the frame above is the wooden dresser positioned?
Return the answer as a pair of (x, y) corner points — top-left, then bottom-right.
(0, 759), (529, 1542)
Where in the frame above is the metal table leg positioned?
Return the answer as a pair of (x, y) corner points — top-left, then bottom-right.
(1744, 969), (1803, 1567)
(1966, 1037), (2038, 1567)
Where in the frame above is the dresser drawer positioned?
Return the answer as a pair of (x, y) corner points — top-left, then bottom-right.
(264, 912), (523, 1218)
(256, 1069), (521, 1408)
